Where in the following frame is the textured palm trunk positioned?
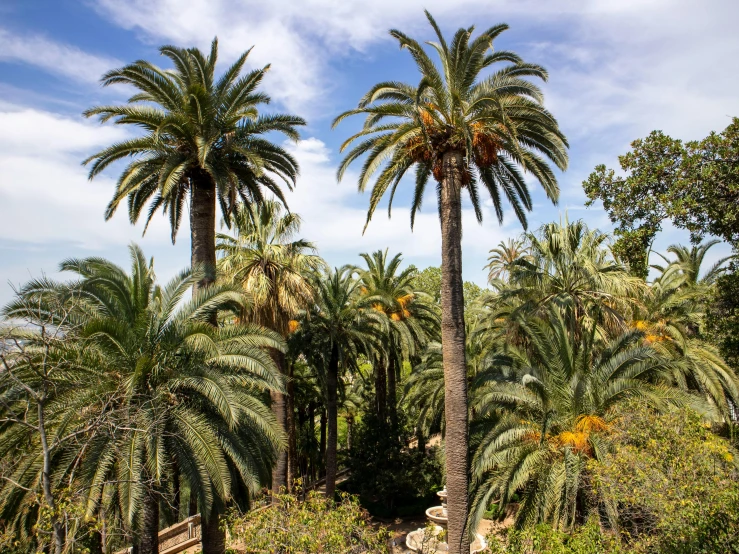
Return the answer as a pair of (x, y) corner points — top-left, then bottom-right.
(416, 426), (426, 454)
(308, 402), (316, 482)
(190, 171), (217, 294)
(439, 150), (470, 554)
(286, 359), (299, 491)
(387, 357), (397, 430)
(346, 415), (354, 452)
(201, 514), (225, 554)
(138, 488), (160, 554)
(324, 342), (339, 499)
(375, 357), (387, 424)
(270, 349), (288, 495)
(319, 408), (327, 475)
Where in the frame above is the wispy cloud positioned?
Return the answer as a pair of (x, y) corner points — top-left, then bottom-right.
(0, 27), (120, 84)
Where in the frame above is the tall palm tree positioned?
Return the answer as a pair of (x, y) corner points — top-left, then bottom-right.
(357, 250), (438, 427)
(297, 267), (384, 499)
(469, 308), (691, 534)
(217, 200), (323, 492)
(333, 13), (568, 551)
(4, 246), (285, 554)
(83, 39), (305, 292)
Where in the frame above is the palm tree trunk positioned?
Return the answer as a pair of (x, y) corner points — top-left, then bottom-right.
(190, 170), (217, 294)
(319, 408), (327, 476)
(346, 415), (354, 452)
(270, 349), (288, 496)
(286, 359), (299, 491)
(439, 150), (470, 554)
(387, 357), (397, 429)
(416, 426), (426, 454)
(308, 402), (316, 482)
(325, 342), (339, 499)
(138, 488), (160, 554)
(171, 462), (181, 524)
(375, 357), (387, 424)
(201, 514), (225, 554)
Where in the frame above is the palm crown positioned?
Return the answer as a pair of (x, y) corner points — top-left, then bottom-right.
(83, 39), (305, 291)
(217, 200), (323, 333)
(333, 11), (568, 230)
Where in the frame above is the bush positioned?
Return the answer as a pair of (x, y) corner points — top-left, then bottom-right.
(484, 519), (622, 554)
(227, 491), (390, 553)
(592, 403), (739, 553)
(343, 411), (443, 518)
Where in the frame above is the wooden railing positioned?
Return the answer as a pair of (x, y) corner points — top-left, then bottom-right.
(113, 471), (352, 554)
(114, 514), (202, 554)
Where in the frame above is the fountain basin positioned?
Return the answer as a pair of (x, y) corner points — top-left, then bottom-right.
(425, 506), (448, 525)
(406, 526), (487, 553)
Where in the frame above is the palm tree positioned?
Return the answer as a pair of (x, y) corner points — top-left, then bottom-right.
(469, 308), (690, 533)
(83, 39), (305, 292)
(217, 200), (323, 492)
(403, 342), (445, 443)
(357, 250), (438, 427)
(656, 239), (733, 286)
(4, 246), (285, 554)
(485, 238), (529, 283)
(636, 258), (739, 420)
(491, 219), (645, 343)
(333, 13), (568, 550)
(297, 267), (384, 499)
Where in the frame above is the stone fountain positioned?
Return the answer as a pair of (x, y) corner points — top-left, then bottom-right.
(405, 487), (487, 553)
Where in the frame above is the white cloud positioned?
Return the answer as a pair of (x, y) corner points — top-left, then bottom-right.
(89, 0), (739, 129)
(0, 106), (177, 247)
(0, 28), (120, 84)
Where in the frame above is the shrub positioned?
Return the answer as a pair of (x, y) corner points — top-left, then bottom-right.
(592, 403), (739, 553)
(484, 519), (622, 554)
(226, 491), (390, 553)
(343, 411), (443, 517)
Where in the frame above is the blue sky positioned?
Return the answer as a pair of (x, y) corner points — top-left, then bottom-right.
(1, 0), (738, 305)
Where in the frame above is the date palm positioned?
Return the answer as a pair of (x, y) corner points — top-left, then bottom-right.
(495, 219), (645, 342)
(5, 246), (285, 554)
(217, 200), (323, 492)
(334, 12), (567, 551)
(357, 250), (438, 427)
(485, 238), (529, 283)
(83, 39), (305, 291)
(469, 308), (689, 533)
(297, 267), (384, 499)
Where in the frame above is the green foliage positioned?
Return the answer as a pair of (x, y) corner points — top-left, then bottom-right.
(344, 410), (442, 517)
(706, 261), (739, 370)
(592, 403), (739, 553)
(410, 264), (484, 310)
(227, 491), (390, 553)
(83, 39), (305, 242)
(611, 227), (652, 279)
(1, 246), (284, 551)
(334, 11), (568, 231)
(485, 519), (622, 554)
(470, 306), (675, 533)
(411, 265), (442, 304)
(583, 117), (739, 249)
